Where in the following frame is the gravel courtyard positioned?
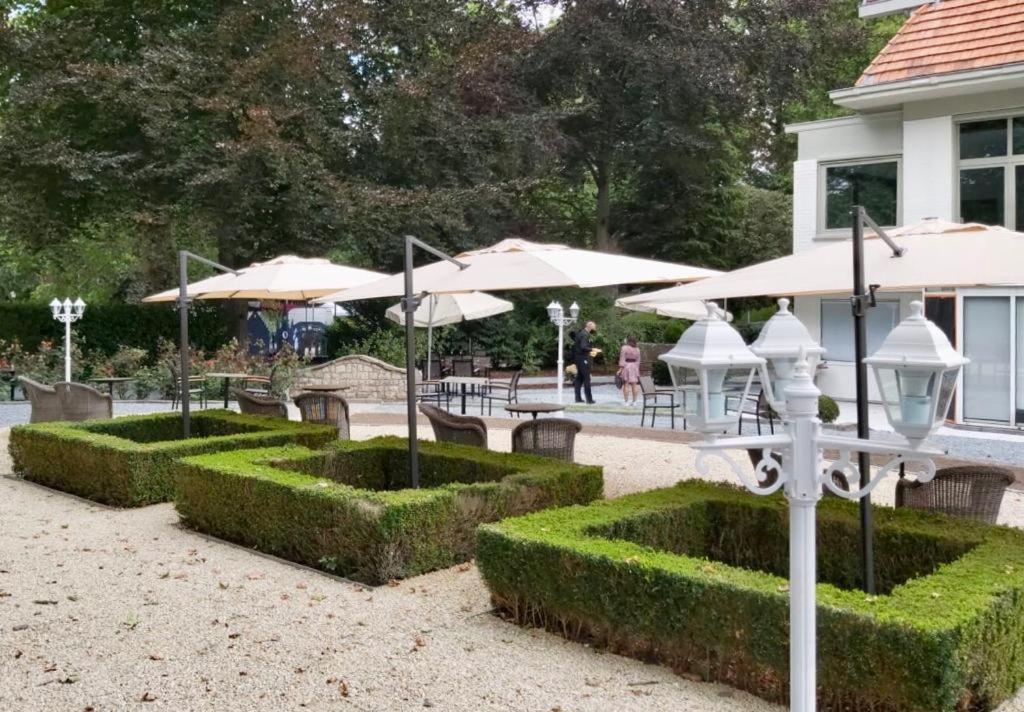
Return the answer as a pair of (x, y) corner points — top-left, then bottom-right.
(3, 423), (1024, 711)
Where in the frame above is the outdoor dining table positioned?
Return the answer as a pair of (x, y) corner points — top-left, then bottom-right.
(205, 372), (254, 409)
(441, 376), (488, 415)
(504, 402), (565, 420)
(88, 376), (136, 396)
(299, 384), (351, 393)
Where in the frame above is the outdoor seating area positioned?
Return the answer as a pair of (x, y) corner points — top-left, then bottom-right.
(9, 1), (1024, 710)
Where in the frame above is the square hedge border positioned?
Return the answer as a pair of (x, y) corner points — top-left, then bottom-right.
(476, 481), (1024, 712)
(9, 410), (337, 507)
(175, 436), (603, 585)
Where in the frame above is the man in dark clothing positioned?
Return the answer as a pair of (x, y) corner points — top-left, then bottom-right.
(573, 321), (597, 404)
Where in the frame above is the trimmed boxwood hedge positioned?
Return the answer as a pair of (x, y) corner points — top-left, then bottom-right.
(175, 436), (603, 585)
(476, 481), (1024, 712)
(9, 410), (337, 507)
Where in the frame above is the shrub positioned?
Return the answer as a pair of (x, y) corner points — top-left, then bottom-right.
(8, 410), (336, 507)
(818, 394), (840, 423)
(175, 436), (603, 584)
(477, 481), (1024, 711)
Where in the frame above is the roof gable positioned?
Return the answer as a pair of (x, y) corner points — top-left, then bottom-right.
(858, 0), (1024, 87)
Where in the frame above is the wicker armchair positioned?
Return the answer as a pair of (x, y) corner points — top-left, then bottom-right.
(232, 387), (288, 418)
(895, 466), (1014, 523)
(480, 371), (521, 415)
(512, 418), (582, 462)
(419, 403), (487, 448)
(294, 392), (350, 439)
(18, 376), (63, 423)
(639, 375), (678, 429)
(55, 382), (113, 421)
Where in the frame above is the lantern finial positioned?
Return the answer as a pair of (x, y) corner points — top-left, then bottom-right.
(908, 300), (925, 320)
(778, 297), (791, 314)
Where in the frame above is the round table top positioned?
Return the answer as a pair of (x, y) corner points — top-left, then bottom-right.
(300, 384), (351, 392)
(505, 402), (565, 414)
(206, 372), (252, 379)
(88, 376), (136, 383)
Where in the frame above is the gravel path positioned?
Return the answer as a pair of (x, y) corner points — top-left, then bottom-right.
(2, 424), (1024, 711)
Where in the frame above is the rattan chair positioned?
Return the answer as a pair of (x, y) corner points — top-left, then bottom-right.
(168, 364), (206, 410)
(55, 382), (113, 421)
(895, 466), (1014, 523)
(419, 403), (487, 448)
(18, 376), (63, 423)
(511, 418), (582, 462)
(639, 375), (678, 429)
(480, 371), (521, 415)
(232, 387), (288, 418)
(294, 392), (350, 439)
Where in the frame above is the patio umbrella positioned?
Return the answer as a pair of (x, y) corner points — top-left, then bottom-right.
(142, 255), (385, 302)
(316, 238), (721, 302)
(616, 296), (719, 320)
(383, 292), (514, 377)
(612, 219), (1024, 303)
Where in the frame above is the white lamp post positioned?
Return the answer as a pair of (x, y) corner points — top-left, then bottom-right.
(661, 299), (964, 712)
(50, 297), (86, 382)
(547, 300), (579, 404)
(751, 298), (825, 418)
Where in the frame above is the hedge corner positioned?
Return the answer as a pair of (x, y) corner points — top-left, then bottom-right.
(174, 435), (603, 585)
(476, 480), (1024, 712)
(8, 409), (337, 507)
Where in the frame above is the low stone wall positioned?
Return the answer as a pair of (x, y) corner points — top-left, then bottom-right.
(291, 355), (408, 401)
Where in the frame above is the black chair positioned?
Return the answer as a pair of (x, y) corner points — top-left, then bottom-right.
(738, 387), (775, 435)
(480, 371), (522, 415)
(639, 375), (678, 429)
(168, 364), (206, 410)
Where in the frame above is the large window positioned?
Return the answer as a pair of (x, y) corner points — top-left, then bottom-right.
(820, 299), (900, 363)
(822, 160), (899, 231)
(958, 115), (1024, 228)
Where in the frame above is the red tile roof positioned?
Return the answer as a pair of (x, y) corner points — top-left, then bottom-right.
(857, 0), (1024, 86)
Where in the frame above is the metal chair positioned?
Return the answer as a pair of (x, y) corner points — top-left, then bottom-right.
(415, 372), (451, 409)
(232, 387), (288, 418)
(55, 382), (113, 421)
(168, 364), (206, 410)
(895, 466), (1014, 523)
(511, 418), (582, 462)
(294, 392), (350, 439)
(737, 387), (775, 435)
(18, 376), (63, 423)
(639, 375), (678, 429)
(480, 371), (522, 415)
(243, 365), (279, 397)
(419, 403), (487, 448)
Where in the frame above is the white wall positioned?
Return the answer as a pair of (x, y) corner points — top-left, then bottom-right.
(792, 160), (818, 254)
(902, 116), (955, 223)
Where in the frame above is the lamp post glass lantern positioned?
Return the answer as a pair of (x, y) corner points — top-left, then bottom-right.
(50, 297), (86, 382)
(548, 300), (579, 404)
(751, 298), (825, 417)
(658, 303), (763, 434)
(675, 300), (964, 712)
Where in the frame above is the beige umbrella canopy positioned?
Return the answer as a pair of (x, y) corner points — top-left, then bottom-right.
(616, 296), (717, 320)
(143, 255), (385, 302)
(317, 238), (721, 302)
(614, 220), (1024, 303)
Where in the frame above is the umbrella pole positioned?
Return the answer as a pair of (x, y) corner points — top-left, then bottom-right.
(402, 236), (469, 489)
(427, 296), (435, 380)
(851, 208), (875, 594)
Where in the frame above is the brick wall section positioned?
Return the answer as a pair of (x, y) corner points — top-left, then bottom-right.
(291, 355), (409, 401)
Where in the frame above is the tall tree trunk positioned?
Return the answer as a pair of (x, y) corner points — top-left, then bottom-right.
(594, 159), (616, 252)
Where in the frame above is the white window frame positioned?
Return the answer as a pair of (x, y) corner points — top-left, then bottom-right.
(956, 114), (1024, 229)
(817, 156), (902, 238)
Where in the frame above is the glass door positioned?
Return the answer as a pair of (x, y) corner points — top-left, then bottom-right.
(963, 296), (1012, 424)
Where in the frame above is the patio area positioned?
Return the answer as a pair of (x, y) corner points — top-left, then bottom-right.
(4, 420), (1024, 711)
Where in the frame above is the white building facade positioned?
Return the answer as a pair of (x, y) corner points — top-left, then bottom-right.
(787, 0), (1024, 429)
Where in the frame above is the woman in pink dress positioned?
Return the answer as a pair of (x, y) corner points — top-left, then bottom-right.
(618, 337), (642, 405)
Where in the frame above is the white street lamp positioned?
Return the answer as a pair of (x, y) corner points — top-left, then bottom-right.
(659, 303), (763, 434)
(548, 300), (579, 404)
(50, 296), (86, 382)
(667, 302), (962, 712)
(751, 298), (825, 417)
(865, 300), (967, 446)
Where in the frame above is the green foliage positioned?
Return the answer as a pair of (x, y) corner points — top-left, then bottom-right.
(8, 410), (336, 506)
(818, 395), (840, 424)
(175, 436), (603, 584)
(477, 481), (1024, 711)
